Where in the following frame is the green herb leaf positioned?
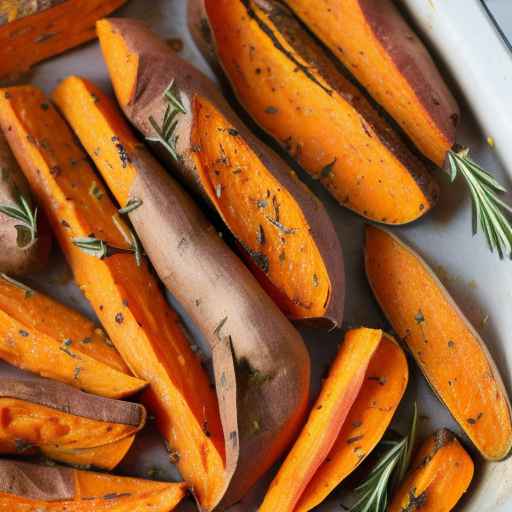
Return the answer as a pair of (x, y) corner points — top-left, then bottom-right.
(0, 193), (38, 249)
(118, 198), (143, 215)
(146, 80), (185, 161)
(0, 273), (35, 298)
(447, 147), (512, 258)
(351, 403), (418, 512)
(72, 236), (135, 259)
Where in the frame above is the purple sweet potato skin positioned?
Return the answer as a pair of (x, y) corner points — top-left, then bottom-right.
(359, 0), (459, 154)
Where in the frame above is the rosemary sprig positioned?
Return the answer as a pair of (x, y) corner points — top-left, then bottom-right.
(147, 80), (186, 161)
(447, 147), (512, 258)
(0, 193), (38, 249)
(72, 237), (136, 260)
(351, 404), (418, 512)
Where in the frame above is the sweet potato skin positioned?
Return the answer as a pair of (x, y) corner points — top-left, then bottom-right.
(365, 225), (512, 460)
(285, 0), (460, 167)
(389, 429), (474, 512)
(0, 85), (225, 510)
(189, 0), (439, 225)
(0, 131), (51, 275)
(0, 459), (187, 511)
(95, 20), (309, 508)
(0, 0), (127, 80)
(0, 276), (147, 398)
(95, 20), (344, 328)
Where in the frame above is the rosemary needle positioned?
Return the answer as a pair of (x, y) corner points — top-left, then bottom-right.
(72, 236), (136, 260)
(447, 147), (512, 258)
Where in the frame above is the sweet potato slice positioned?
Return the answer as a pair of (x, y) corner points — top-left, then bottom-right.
(260, 327), (382, 512)
(0, 275), (147, 398)
(0, 378), (145, 468)
(365, 225), (512, 460)
(389, 429), (474, 512)
(0, 131), (51, 275)
(295, 333), (408, 512)
(0, 459), (186, 511)
(0, 86), (225, 508)
(67, 23), (309, 507)
(190, 0), (439, 224)
(284, 0), (460, 167)
(94, 22), (344, 325)
(0, 0), (127, 80)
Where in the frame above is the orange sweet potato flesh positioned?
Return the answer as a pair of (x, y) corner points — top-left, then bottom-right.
(365, 225), (512, 460)
(389, 429), (474, 512)
(95, 20), (344, 326)
(0, 459), (186, 511)
(285, 0), (460, 167)
(0, 0), (127, 80)
(260, 327), (382, 512)
(0, 276), (147, 398)
(0, 86), (226, 507)
(41, 435), (135, 471)
(0, 397), (137, 452)
(194, 0), (439, 224)
(296, 334), (408, 511)
(191, 96), (333, 320)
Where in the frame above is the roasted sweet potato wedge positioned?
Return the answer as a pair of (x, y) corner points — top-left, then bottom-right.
(0, 274), (147, 399)
(0, 86), (226, 509)
(284, 0), (460, 167)
(0, 378), (145, 469)
(260, 327), (383, 512)
(389, 429), (474, 512)
(0, 459), (186, 511)
(51, 40), (310, 508)
(189, 0), (439, 224)
(365, 225), (512, 460)
(94, 21), (345, 326)
(0, 131), (51, 275)
(0, 0), (127, 81)
(296, 333), (408, 512)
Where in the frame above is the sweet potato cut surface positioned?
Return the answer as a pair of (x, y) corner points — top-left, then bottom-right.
(97, 20), (309, 508)
(0, 459), (186, 511)
(0, 131), (51, 275)
(260, 327), (382, 512)
(296, 333), (408, 512)
(94, 22), (344, 326)
(195, 0), (439, 224)
(0, 276), (146, 398)
(0, 86), (225, 507)
(0, 0), (127, 80)
(41, 435), (135, 471)
(389, 429), (474, 512)
(191, 96), (335, 321)
(285, 0), (460, 167)
(0, 379), (145, 465)
(365, 225), (512, 460)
